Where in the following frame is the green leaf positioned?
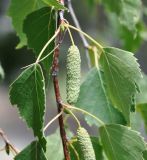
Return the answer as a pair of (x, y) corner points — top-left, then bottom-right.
(0, 64), (4, 80)
(137, 103), (147, 133)
(8, 0), (44, 48)
(23, 7), (56, 82)
(9, 64), (46, 148)
(100, 47), (142, 124)
(69, 137), (103, 160)
(42, 0), (67, 10)
(76, 68), (126, 126)
(99, 124), (146, 160)
(143, 150), (147, 160)
(130, 112), (143, 132)
(45, 130), (64, 159)
(102, 0), (142, 33)
(136, 73), (147, 104)
(15, 141), (47, 160)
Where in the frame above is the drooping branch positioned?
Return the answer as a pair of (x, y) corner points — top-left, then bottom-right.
(51, 1), (71, 160)
(66, 0), (91, 68)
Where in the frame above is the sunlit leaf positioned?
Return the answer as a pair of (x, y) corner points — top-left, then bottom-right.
(100, 47), (142, 123)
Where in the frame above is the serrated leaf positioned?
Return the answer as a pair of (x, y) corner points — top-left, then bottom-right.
(42, 0), (67, 10)
(0, 63), (4, 80)
(9, 64), (46, 148)
(137, 103), (147, 133)
(99, 124), (146, 160)
(45, 130), (64, 160)
(8, 0), (44, 48)
(100, 47), (142, 124)
(102, 0), (142, 33)
(15, 141), (47, 160)
(23, 7), (56, 82)
(76, 67), (126, 126)
(69, 137), (103, 160)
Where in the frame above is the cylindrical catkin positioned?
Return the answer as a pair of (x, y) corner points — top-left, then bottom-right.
(77, 127), (96, 160)
(66, 45), (81, 104)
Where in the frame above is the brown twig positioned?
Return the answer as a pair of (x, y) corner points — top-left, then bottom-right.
(51, 1), (71, 160)
(0, 128), (19, 155)
(52, 46), (71, 160)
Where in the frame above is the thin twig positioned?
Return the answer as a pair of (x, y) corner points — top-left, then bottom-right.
(51, 0), (71, 159)
(66, 0), (91, 69)
(36, 28), (60, 63)
(44, 110), (63, 132)
(65, 24), (103, 51)
(0, 128), (19, 155)
(65, 109), (81, 127)
(62, 103), (105, 125)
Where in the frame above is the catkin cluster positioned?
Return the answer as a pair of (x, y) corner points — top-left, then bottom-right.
(77, 127), (96, 160)
(66, 45), (81, 104)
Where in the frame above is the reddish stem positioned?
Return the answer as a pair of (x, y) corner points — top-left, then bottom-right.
(51, 1), (71, 158)
(52, 47), (71, 160)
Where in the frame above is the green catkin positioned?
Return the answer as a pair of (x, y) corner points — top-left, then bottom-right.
(66, 45), (81, 104)
(77, 127), (96, 160)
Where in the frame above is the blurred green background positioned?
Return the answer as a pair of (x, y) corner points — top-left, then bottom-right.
(0, 0), (147, 159)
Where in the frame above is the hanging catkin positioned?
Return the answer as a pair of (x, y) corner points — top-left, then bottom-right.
(77, 127), (96, 160)
(66, 45), (81, 104)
